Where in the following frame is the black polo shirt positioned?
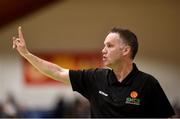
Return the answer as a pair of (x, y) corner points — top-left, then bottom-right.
(69, 63), (175, 118)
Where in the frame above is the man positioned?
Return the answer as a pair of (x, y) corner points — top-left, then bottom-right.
(12, 26), (175, 117)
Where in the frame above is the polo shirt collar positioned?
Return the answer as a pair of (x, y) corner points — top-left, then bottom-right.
(108, 63), (139, 86)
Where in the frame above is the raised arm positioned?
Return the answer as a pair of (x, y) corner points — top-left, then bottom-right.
(12, 26), (70, 84)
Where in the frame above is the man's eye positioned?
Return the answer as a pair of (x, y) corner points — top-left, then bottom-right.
(107, 44), (113, 47)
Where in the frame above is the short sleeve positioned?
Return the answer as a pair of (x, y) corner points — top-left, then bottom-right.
(69, 69), (96, 99)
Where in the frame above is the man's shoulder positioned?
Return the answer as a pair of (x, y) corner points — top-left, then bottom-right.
(138, 70), (159, 85)
(84, 67), (111, 74)
(69, 68), (111, 78)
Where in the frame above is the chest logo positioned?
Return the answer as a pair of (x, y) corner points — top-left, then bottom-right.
(99, 90), (108, 97)
(125, 91), (140, 105)
(130, 91), (138, 98)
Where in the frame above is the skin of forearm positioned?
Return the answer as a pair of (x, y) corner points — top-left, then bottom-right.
(23, 52), (70, 84)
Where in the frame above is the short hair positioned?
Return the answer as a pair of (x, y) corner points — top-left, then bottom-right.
(110, 27), (138, 59)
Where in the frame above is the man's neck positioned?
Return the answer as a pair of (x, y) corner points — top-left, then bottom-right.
(111, 61), (133, 82)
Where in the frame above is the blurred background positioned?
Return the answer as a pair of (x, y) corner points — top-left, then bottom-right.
(0, 0), (180, 118)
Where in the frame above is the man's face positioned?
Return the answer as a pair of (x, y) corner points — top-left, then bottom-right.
(102, 32), (126, 67)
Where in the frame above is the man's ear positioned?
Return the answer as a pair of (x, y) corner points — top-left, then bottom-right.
(122, 45), (131, 56)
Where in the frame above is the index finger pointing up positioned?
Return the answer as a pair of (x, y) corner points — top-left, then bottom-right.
(18, 26), (24, 39)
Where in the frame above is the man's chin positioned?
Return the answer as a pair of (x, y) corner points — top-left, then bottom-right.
(103, 62), (110, 67)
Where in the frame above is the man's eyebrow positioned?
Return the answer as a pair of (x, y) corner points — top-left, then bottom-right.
(104, 41), (111, 45)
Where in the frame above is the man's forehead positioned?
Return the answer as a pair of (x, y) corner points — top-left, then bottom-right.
(104, 33), (121, 44)
(107, 32), (120, 38)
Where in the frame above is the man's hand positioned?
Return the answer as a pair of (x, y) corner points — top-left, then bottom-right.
(12, 26), (70, 83)
(12, 26), (29, 57)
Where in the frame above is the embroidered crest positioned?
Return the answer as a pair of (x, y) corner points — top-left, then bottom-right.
(130, 91), (138, 98)
(125, 91), (140, 105)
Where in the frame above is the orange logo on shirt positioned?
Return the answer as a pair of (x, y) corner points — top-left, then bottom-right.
(130, 91), (138, 98)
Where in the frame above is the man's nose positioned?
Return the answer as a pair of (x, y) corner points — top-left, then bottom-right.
(102, 47), (107, 54)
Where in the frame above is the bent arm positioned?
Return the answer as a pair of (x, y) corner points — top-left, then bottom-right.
(12, 26), (70, 84)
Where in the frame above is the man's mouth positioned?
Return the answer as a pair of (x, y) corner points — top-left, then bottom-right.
(102, 56), (107, 61)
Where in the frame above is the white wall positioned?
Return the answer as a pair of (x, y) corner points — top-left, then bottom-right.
(0, 0), (179, 109)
